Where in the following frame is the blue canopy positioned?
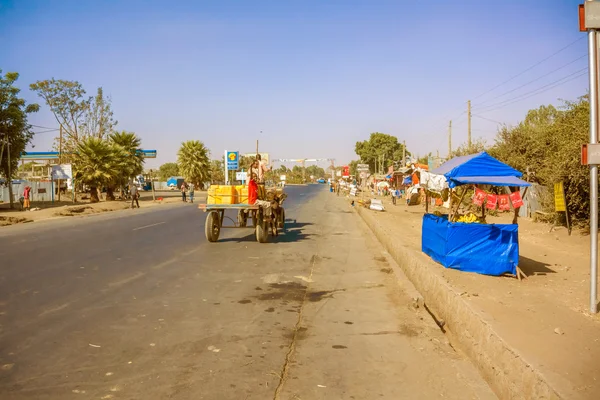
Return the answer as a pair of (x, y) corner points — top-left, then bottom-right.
(431, 152), (530, 188)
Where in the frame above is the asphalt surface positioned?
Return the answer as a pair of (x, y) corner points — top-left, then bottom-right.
(0, 185), (495, 399)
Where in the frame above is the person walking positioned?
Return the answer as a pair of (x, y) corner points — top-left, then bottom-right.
(391, 187), (397, 205)
(188, 183), (195, 203)
(181, 181), (187, 202)
(23, 185), (31, 211)
(130, 183), (140, 208)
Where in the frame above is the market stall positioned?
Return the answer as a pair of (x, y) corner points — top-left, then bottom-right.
(421, 152), (530, 277)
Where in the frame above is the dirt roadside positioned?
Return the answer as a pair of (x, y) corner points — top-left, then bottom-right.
(0, 193), (206, 226)
(349, 194), (600, 400)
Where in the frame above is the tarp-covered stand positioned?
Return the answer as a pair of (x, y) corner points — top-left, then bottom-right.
(421, 152), (531, 279)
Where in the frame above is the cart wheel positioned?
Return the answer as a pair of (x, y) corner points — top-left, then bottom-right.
(278, 208), (285, 230)
(237, 209), (247, 227)
(252, 210), (258, 228)
(205, 211), (220, 242)
(256, 215), (269, 243)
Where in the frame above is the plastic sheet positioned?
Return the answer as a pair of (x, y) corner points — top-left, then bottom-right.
(421, 214), (518, 276)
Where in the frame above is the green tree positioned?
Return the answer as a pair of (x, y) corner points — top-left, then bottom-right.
(80, 87), (117, 139)
(30, 80), (116, 155)
(72, 137), (124, 203)
(355, 132), (410, 173)
(158, 162), (179, 181)
(488, 98), (590, 223)
(177, 140), (210, 189)
(210, 159), (225, 183)
(0, 70), (39, 208)
(108, 131), (144, 200)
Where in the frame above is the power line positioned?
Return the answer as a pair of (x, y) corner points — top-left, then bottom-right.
(473, 54), (587, 108)
(478, 69), (588, 114)
(474, 67), (588, 112)
(472, 36), (585, 101)
(472, 114), (503, 124)
(32, 128), (59, 134)
(30, 124), (58, 130)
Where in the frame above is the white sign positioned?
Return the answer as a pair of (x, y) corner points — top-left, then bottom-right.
(52, 164), (72, 180)
(280, 175), (286, 181)
(336, 171), (342, 177)
(236, 172), (247, 181)
(357, 163), (369, 171)
(360, 172), (367, 179)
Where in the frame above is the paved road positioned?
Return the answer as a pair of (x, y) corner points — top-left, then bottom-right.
(0, 185), (495, 399)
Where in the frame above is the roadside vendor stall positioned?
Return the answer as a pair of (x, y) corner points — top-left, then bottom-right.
(421, 152), (530, 278)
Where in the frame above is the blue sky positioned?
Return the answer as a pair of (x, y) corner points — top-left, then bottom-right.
(0, 0), (589, 168)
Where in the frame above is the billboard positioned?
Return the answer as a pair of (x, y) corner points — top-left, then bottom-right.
(51, 164), (72, 180)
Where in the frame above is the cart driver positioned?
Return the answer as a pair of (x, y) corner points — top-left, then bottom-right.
(248, 172), (272, 221)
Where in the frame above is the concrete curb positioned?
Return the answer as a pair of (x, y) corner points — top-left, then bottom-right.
(355, 206), (562, 400)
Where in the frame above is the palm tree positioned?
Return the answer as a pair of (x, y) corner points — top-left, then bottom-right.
(177, 140), (210, 189)
(108, 131), (144, 200)
(72, 137), (124, 203)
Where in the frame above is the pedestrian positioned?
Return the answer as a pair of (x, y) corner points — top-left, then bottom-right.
(181, 181), (187, 202)
(391, 187), (397, 205)
(23, 185), (31, 211)
(336, 181), (340, 196)
(130, 183), (140, 208)
(188, 183), (195, 203)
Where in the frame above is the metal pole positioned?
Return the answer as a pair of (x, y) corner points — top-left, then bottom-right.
(589, 28), (599, 314)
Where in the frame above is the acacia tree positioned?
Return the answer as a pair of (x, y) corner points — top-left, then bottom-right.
(355, 132), (410, 173)
(177, 140), (210, 188)
(30, 80), (116, 155)
(158, 162), (179, 181)
(0, 71), (39, 208)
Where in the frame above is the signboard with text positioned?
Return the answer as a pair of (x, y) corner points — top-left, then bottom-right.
(226, 151), (239, 170)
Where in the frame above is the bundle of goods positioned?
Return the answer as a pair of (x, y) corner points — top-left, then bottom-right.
(453, 212), (486, 224)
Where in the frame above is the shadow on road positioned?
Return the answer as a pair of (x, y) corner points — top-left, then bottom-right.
(218, 221), (313, 243)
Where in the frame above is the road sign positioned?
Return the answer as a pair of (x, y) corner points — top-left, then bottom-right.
(226, 151), (239, 170)
(554, 182), (567, 212)
(357, 163), (369, 172)
(51, 164), (72, 180)
(360, 172), (367, 179)
(235, 172), (246, 181)
(280, 175), (286, 181)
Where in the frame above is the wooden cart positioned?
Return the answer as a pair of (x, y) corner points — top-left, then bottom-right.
(198, 203), (285, 243)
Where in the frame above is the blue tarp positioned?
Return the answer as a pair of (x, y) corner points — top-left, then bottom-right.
(403, 176), (412, 185)
(422, 214), (519, 276)
(431, 152), (530, 188)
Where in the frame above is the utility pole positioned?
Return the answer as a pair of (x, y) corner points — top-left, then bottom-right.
(448, 120), (452, 158)
(58, 125), (63, 202)
(403, 140), (406, 167)
(6, 138), (13, 209)
(467, 100), (472, 151)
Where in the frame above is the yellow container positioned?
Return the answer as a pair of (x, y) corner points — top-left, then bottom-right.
(217, 185), (237, 205)
(237, 185), (249, 204)
(207, 185), (220, 204)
